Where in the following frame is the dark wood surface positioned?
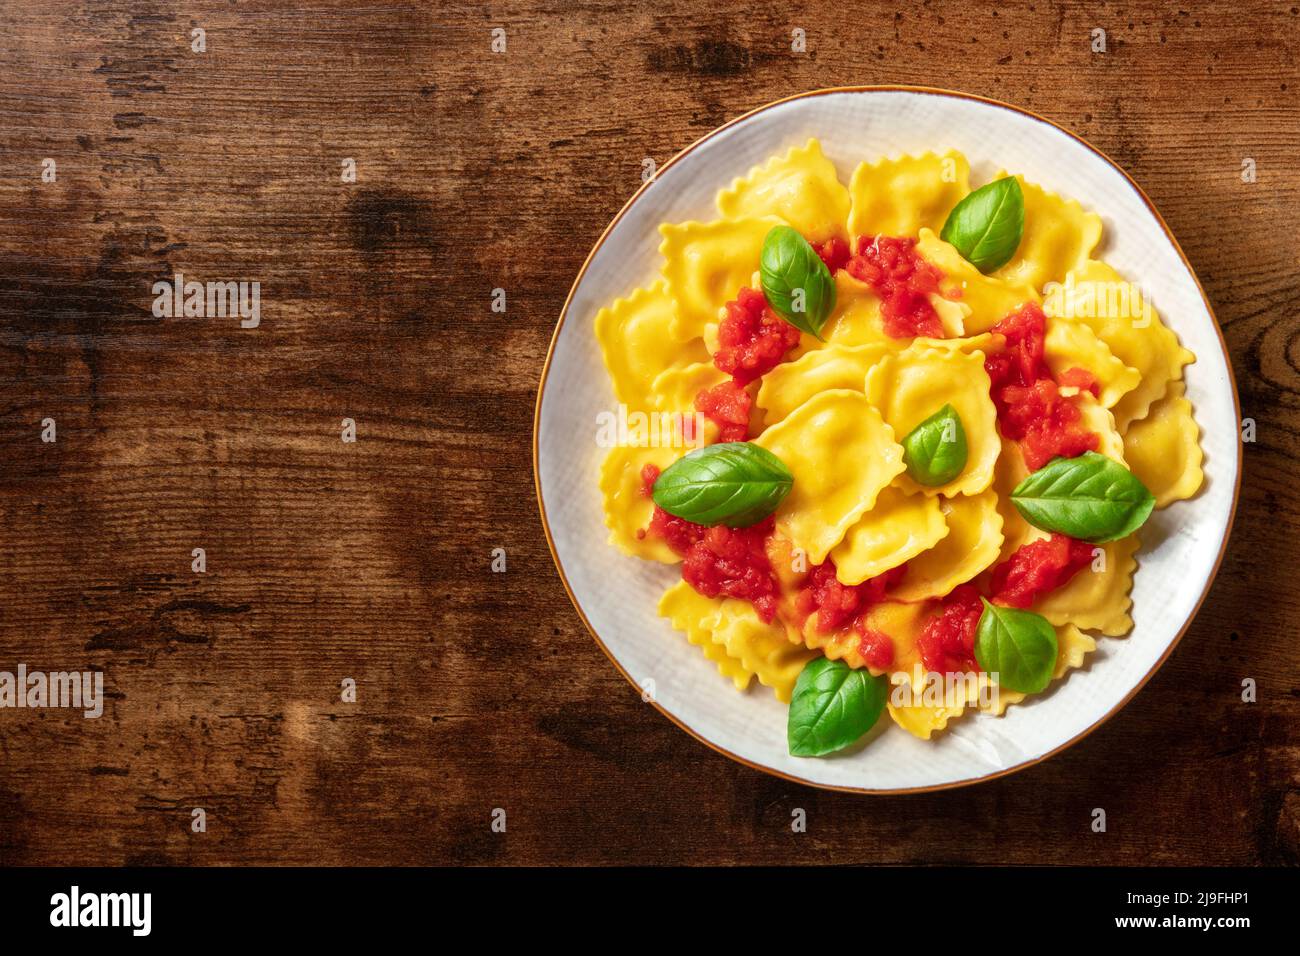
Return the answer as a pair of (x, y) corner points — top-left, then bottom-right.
(0, 1), (1295, 866)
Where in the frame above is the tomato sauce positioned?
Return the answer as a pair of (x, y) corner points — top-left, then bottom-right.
(680, 518), (782, 623)
(1057, 366), (1100, 397)
(712, 286), (801, 386)
(845, 235), (948, 339)
(855, 624), (895, 670)
(985, 303), (1100, 470)
(694, 380), (751, 443)
(815, 236), (851, 274)
(916, 583), (984, 675)
(989, 533), (1094, 608)
(796, 560), (908, 634)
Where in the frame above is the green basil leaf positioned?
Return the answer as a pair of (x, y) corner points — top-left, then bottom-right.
(759, 225), (836, 338)
(901, 403), (968, 486)
(787, 657), (887, 757)
(1010, 451), (1156, 542)
(974, 599), (1058, 694)
(939, 176), (1025, 273)
(652, 442), (792, 527)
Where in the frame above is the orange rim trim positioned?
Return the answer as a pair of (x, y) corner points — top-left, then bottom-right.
(531, 85), (1243, 794)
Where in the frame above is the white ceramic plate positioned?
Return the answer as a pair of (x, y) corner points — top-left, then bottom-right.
(534, 87), (1240, 792)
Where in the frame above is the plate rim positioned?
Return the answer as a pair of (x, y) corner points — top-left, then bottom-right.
(532, 85), (1243, 794)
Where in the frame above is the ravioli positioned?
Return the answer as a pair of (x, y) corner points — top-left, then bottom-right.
(649, 361), (727, 417)
(892, 490), (1003, 602)
(599, 445), (684, 564)
(830, 486), (949, 586)
(1122, 381), (1204, 508)
(800, 600), (928, 675)
(915, 229), (1040, 334)
(1034, 534), (1140, 636)
(658, 581), (751, 688)
(753, 390), (905, 564)
(1043, 316), (1141, 410)
(595, 282), (712, 411)
(886, 665), (983, 739)
(820, 272), (890, 347)
(991, 436), (1035, 562)
(1073, 394), (1127, 464)
(589, 139), (1207, 751)
(717, 139), (850, 244)
(864, 344), (1000, 497)
(848, 151), (971, 239)
(992, 173), (1103, 293)
(1049, 260), (1194, 430)
(659, 216), (783, 342)
(755, 342), (889, 427)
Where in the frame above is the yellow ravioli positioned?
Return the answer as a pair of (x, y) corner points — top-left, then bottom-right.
(1073, 394), (1127, 464)
(649, 361), (727, 416)
(594, 282), (711, 411)
(886, 666), (984, 739)
(820, 271), (890, 347)
(990, 436), (1040, 562)
(717, 138), (850, 244)
(755, 341), (890, 427)
(848, 150), (971, 239)
(1122, 381), (1204, 508)
(799, 600), (928, 675)
(1034, 534), (1140, 636)
(830, 486), (949, 585)
(992, 173), (1103, 293)
(1048, 260), (1194, 430)
(915, 228), (1041, 334)
(599, 445), (686, 564)
(659, 216), (782, 342)
(658, 582), (752, 689)
(864, 344), (1000, 496)
(754, 389), (905, 564)
(892, 490), (1004, 601)
(1043, 316), (1141, 410)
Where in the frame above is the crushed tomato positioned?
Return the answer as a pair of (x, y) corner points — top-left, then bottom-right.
(796, 560), (908, 634)
(679, 517), (781, 623)
(712, 286), (801, 386)
(916, 583), (985, 675)
(855, 624), (895, 671)
(1058, 366), (1101, 397)
(640, 476), (781, 622)
(985, 303), (1100, 470)
(815, 236), (851, 274)
(845, 235), (947, 339)
(989, 533), (1095, 608)
(694, 379), (752, 443)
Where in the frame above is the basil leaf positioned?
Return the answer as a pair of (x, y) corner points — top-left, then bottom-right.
(759, 225), (836, 338)
(974, 599), (1057, 694)
(901, 403), (968, 486)
(1010, 451), (1155, 542)
(939, 176), (1025, 273)
(652, 442), (792, 527)
(787, 657), (887, 757)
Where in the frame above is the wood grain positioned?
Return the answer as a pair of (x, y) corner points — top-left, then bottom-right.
(0, 0), (1296, 866)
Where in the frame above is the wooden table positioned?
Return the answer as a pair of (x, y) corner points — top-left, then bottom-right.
(0, 1), (1294, 866)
